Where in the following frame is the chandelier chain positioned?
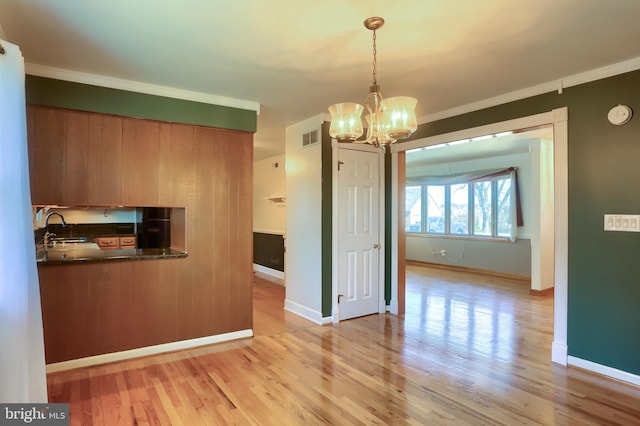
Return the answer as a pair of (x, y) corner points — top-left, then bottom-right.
(372, 29), (377, 86)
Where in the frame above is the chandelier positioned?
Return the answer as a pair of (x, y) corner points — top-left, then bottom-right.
(328, 17), (417, 147)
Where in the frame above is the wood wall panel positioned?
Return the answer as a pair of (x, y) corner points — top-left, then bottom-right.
(29, 107), (66, 204)
(158, 123), (172, 206)
(190, 127), (216, 338)
(32, 106), (254, 364)
(234, 131), (254, 329)
(27, 105), (36, 189)
(122, 119), (160, 206)
(86, 262), (122, 355)
(87, 114), (122, 205)
(39, 265), (89, 362)
(64, 111), (89, 205)
(169, 124), (194, 207)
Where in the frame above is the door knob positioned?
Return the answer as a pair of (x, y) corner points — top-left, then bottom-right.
(373, 243), (381, 249)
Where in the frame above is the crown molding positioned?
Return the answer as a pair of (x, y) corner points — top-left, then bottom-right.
(25, 63), (261, 114)
(418, 56), (640, 125)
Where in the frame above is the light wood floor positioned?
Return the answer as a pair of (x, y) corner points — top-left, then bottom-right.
(47, 264), (640, 425)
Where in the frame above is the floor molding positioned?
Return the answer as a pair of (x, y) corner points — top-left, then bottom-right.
(406, 259), (531, 283)
(253, 264), (284, 282)
(46, 329), (253, 373)
(568, 356), (640, 388)
(284, 299), (323, 325)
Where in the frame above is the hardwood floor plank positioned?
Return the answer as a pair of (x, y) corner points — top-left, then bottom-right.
(46, 267), (640, 425)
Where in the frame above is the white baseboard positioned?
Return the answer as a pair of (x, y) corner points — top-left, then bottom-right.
(284, 299), (324, 325)
(552, 341), (568, 365)
(46, 329), (253, 373)
(568, 356), (640, 387)
(253, 264), (285, 280)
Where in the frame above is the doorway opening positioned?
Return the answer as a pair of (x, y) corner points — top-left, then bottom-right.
(390, 108), (569, 365)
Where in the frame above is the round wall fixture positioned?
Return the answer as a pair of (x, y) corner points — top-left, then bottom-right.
(607, 104), (633, 125)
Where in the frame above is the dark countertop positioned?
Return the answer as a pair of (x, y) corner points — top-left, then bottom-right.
(36, 243), (187, 264)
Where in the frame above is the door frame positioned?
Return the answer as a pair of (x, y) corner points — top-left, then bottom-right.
(389, 108), (569, 365)
(332, 141), (387, 323)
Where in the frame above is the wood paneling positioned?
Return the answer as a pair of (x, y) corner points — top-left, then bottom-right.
(64, 111), (89, 204)
(29, 106), (66, 204)
(31, 106), (253, 363)
(122, 118), (160, 206)
(87, 114), (122, 205)
(39, 265), (89, 361)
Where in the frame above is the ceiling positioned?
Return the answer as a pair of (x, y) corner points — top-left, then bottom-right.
(2, 0), (640, 161)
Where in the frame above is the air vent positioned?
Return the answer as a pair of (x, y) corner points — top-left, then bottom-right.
(302, 129), (319, 147)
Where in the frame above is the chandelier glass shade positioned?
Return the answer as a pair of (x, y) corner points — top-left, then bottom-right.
(329, 17), (417, 147)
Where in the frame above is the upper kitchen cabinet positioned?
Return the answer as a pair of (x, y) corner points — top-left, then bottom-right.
(28, 105), (66, 204)
(27, 106), (125, 206)
(121, 118), (162, 206)
(87, 114), (123, 205)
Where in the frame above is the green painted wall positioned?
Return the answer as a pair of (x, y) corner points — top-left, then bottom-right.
(321, 122), (333, 318)
(395, 69), (640, 375)
(25, 75), (257, 132)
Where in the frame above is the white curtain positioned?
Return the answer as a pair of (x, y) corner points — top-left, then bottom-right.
(0, 39), (48, 402)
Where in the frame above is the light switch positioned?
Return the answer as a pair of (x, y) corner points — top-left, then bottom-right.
(604, 214), (640, 232)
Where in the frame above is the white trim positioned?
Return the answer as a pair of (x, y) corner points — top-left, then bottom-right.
(568, 356), (640, 387)
(253, 263), (284, 280)
(416, 56), (640, 125)
(390, 108), (569, 366)
(391, 111), (553, 154)
(390, 151), (399, 315)
(25, 63), (261, 113)
(45, 329), (253, 373)
(377, 148), (386, 315)
(284, 298), (325, 325)
(552, 108), (569, 365)
(552, 342), (568, 366)
(331, 141), (386, 321)
(331, 142), (339, 323)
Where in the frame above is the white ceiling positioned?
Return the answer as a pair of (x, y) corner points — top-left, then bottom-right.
(2, 0), (640, 161)
(406, 126), (553, 170)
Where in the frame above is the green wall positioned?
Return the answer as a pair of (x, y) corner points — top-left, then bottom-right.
(321, 122), (333, 318)
(397, 69), (640, 375)
(25, 75), (257, 132)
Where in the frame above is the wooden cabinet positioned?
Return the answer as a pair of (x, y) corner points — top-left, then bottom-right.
(94, 235), (137, 250)
(27, 106), (123, 206)
(27, 106), (66, 204)
(94, 237), (119, 250)
(121, 118), (161, 206)
(119, 236), (137, 249)
(87, 115), (123, 205)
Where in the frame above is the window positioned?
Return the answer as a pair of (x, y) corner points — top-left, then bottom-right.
(405, 168), (520, 240)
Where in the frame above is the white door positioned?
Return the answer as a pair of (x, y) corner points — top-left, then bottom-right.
(336, 148), (381, 320)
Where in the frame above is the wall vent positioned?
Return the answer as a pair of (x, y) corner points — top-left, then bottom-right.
(302, 129), (319, 147)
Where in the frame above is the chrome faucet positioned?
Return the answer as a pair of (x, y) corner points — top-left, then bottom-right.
(44, 212), (66, 246)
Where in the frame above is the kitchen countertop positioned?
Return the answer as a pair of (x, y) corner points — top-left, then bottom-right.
(36, 242), (187, 264)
